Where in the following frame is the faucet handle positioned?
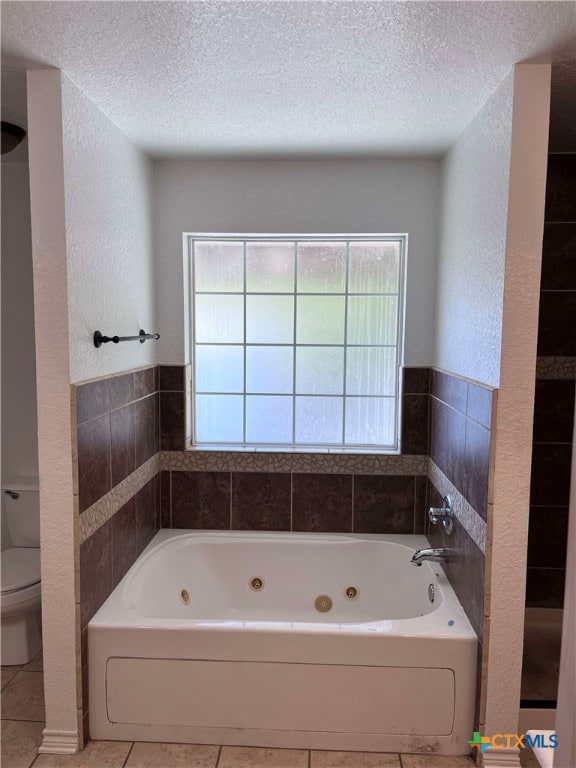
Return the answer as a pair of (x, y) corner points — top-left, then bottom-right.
(428, 495), (453, 535)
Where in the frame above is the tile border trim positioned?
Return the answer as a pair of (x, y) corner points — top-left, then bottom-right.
(428, 458), (487, 554)
(160, 451), (427, 475)
(536, 356), (576, 379)
(79, 454), (159, 543)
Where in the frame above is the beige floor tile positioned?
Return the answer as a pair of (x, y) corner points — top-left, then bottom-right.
(1, 672), (45, 722)
(521, 619), (561, 701)
(519, 748), (541, 768)
(34, 740), (133, 767)
(400, 755), (475, 768)
(312, 751), (400, 767)
(219, 746), (309, 767)
(126, 742), (219, 767)
(22, 652), (44, 672)
(1, 668), (18, 690)
(0, 719), (44, 768)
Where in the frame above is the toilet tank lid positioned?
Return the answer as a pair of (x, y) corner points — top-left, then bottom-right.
(1, 548), (41, 593)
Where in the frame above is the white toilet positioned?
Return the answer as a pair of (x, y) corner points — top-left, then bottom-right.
(1, 486), (42, 665)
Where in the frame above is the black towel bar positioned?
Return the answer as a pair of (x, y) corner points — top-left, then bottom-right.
(94, 329), (160, 348)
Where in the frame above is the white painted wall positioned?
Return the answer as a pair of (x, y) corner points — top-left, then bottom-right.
(153, 159), (441, 365)
(481, 64), (551, 766)
(435, 74), (514, 388)
(1, 162), (38, 484)
(61, 77), (155, 383)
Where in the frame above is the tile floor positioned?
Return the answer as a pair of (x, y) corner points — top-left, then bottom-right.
(2, 654), (517, 767)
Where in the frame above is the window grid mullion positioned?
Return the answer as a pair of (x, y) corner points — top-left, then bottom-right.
(196, 343), (398, 348)
(342, 241), (350, 446)
(191, 239), (198, 446)
(292, 241), (298, 445)
(195, 291), (400, 297)
(242, 241), (247, 444)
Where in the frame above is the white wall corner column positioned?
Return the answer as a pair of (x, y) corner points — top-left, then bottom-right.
(482, 64), (551, 768)
(27, 69), (80, 754)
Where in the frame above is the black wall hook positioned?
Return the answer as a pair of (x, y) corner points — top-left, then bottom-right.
(94, 329), (160, 348)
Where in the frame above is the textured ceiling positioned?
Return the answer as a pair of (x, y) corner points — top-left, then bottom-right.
(1, 1), (575, 158)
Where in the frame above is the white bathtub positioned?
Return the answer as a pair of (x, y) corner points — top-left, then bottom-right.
(89, 530), (477, 754)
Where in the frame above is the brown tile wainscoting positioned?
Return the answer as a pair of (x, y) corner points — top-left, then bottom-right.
(158, 365), (187, 450)
(429, 370), (494, 522)
(160, 470), (428, 535)
(72, 365), (162, 744)
(78, 475), (160, 742)
(426, 475), (485, 728)
(424, 369), (492, 674)
(426, 480), (485, 642)
(527, 153), (576, 609)
(527, 383), (574, 611)
(73, 366), (159, 513)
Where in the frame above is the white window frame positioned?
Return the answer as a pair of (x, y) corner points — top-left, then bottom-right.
(187, 233), (407, 453)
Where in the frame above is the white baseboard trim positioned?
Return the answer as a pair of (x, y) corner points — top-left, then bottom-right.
(482, 747), (521, 767)
(39, 729), (79, 754)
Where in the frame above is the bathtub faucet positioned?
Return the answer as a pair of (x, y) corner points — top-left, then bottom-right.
(410, 547), (450, 566)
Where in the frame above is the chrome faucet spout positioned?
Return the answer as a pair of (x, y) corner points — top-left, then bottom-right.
(410, 547), (450, 566)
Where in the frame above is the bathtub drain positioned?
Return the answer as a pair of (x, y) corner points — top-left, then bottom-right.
(249, 577), (264, 591)
(315, 595), (333, 613)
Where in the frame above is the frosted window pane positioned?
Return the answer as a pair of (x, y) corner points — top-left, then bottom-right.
(346, 348), (396, 396)
(296, 296), (345, 344)
(345, 398), (395, 446)
(195, 395), (243, 443)
(295, 397), (343, 444)
(246, 346), (293, 393)
(195, 295), (244, 343)
(297, 242), (346, 293)
(246, 296), (294, 343)
(246, 396), (292, 443)
(194, 241), (244, 292)
(347, 297), (397, 345)
(348, 242), (400, 294)
(246, 242), (294, 292)
(196, 346), (243, 393)
(296, 347), (344, 394)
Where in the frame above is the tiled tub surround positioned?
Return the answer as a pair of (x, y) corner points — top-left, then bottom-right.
(429, 370), (494, 523)
(74, 366), (159, 514)
(73, 363), (492, 747)
(73, 366), (162, 742)
(157, 366), (491, 654)
(160, 471), (428, 535)
(426, 371), (495, 649)
(527, 153), (576, 610)
(424, 370), (494, 728)
(158, 364), (188, 451)
(79, 477), (159, 735)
